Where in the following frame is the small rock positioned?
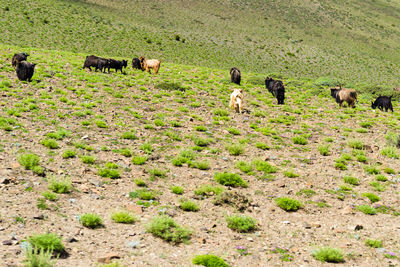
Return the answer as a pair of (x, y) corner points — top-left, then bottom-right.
(282, 221), (290, 225)
(67, 237), (78, 243)
(354, 225), (363, 231)
(97, 252), (120, 263)
(0, 177), (10, 184)
(33, 214), (44, 220)
(311, 223), (321, 228)
(303, 223), (311, 229)
(222, 157), (229, 161)
(81, 135), (89, 140)
(69, 198), (76, 203)
(2, 240), (13, 245)
(247, 237), (253, 242)
(126, 241), (140, 248)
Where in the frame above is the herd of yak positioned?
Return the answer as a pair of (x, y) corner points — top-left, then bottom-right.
(10, 52), (395, 113)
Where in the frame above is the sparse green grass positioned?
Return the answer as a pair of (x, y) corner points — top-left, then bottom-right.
(23, 247), (57, 267)
(146, 215), (192, 244)
(275, 197), (303, 212)
(226, 144), (244, 156)
(62, 149), (76, 159)
(132, 155), (147, 165)
(381, 146), (399, 159)
(364, 165), (380, 175)
(214, 172), (248, 187)
(292, 136), (307, 145)
(283, 170), (299, 178)
(365, 239), (382, 248)
(171, 186), (184, 195)
(98, 167), (121, 179)
(356, 205), (377, 215)
(343, 176), (360, 186)
(81, 155), (96, 164)
(80, 213), (103, 228)
(194, 185), (223, 196)
(255, 142), (270, 150)
(312, 247), (345, 263)
(348, 139), (363, 149)
(111, 211), (136, 224)
(41, 138), (59, 149)
(192, 254), (229, 267)
(41, 191), (58, 201)
(318, 145), (330, 156)
(121, 131), (138, 140)
(225, 215), (257, 233)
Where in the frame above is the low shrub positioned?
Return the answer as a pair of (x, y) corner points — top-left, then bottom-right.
(365, 239), (382, 248)
(343, 176), (359, 186)
(62, 149), (76, 159)
(27, 233), (64, 253)
(111, 211), (136, 224)
(356, 205), (377, 215)
(192, 254), (229, 267)
(361, 192), (380, 203)
(214, 172), (248, 187)
(179, 199), (199, 212)
(275, 197), (303, 212)
(171, 186), (184, 195)
(312, 247), (344, 263)
(80, 213), (103, 228)
(146, 215), (192, 244)
(48, 177), (71, 194)
(226, 215), (257, 233)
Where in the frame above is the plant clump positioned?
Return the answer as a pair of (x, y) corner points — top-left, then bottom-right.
(146, 215), (192, 244)
(275, 197), (303, 212)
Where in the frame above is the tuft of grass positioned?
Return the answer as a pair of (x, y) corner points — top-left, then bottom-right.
(283, 170), (299, 178)
(95, 120), (108, 128)
(275, 197), (303, 212)
(235, 161), (254, 174)
(226, 144), (244, 156)
(41, 138), (59, 149)
(194, 185), (223, 196)
(375, 174), (388, 182)
(27, 233), (64, 253)
(48, 177), (71, 194)
(227, 128), (240, 135)
(111, 211), (136, 224)
(62, 149), (76, 159)
(98, 168), (121, 179)
(41, 191), (58, 201)
(179, 199), (200, 212)
(296, 188), (316, 198)
(134, 179), (147, 187)
(23, 247), (57, 267)
(252, 160), (278, 173)
(365, 239), (382, 248)
(225, 214), (257, 233)
(171, 186), (184, 195)
(312, 247), (345, 263)
(364, 165), (380, 175)
(292, 136), (307, 145)
(80, 155), (96, 164)
(121, 131), (138, 140)
(214, 172), (248, 187)
(255, 142), (270, 150)
(381, 146), (399, 159)
(356, 205), (377, 215)
(132, 155), (148, 165)
(318, 144), (330, 156)
(18, 153), (40, 170)
(348, 139), (363, 149)
(80, 213), (103, 228)
(194, 125), (207, 132)
(146, 215), (192, 244)
(343, 176), (360, 186)
(192, 254), (229, 267)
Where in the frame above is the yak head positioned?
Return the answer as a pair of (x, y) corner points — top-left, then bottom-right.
(330, 88), (340, 99)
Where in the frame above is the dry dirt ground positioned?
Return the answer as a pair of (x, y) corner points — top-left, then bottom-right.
(0, 46), (400, 266)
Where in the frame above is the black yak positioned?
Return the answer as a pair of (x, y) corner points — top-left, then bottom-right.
(371, 96), (393, 112)
(16, 61), (35, 81)
(132, 58), (143, 70)
(107, 59), (127, 73)
(265, 77), (285, 104)
(230, 67), (241, 85)
(330, 87), (357, 108)
(83, 55), (109, 72)
(12, 52), (28, 68)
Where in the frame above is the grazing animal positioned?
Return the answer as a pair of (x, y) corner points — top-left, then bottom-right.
(330, 87), (357, 108)
(83, 55), (109, 72)
(229, 89), (244, 113)
(107, 59), (127, 73)
(16, 61), (36, 81)
(12, 52), (28, 68)
(371, 96), (393, 112)
(132, 58), (143, 70)
(139, 57), (161, 74)
(265, 77), (285, 104)
(230, 67), (241, 85)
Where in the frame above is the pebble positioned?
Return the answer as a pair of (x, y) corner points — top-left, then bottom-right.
(126, 241), (140, 248)
(69, 198), (76, 203)
(354, 225), (364, 231)
(67, 237), (78, 243)
(282, 221), (290, 225)
(2, 240), (13, 246)
(303, 223), (311, 229)
(222, 157), (229, 161)
(33, 214), (44, 220)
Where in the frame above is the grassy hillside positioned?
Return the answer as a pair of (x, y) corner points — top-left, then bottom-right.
(1, 44), (400, 266)
(1, 0), (400, 86)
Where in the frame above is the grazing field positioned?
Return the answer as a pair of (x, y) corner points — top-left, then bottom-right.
(2, 0), (400, 86)
(0, 44), (400, 266)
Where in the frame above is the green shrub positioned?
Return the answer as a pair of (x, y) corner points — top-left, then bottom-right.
(111, 211), (136, 224)
(18, 153), (40, 170)
(134, 189), (159, 200)
(252, 160), (278, 173)
(134, 179), (147, 187)
(48, 177), (71, 194)
(95, 120), (108, 128)
(180, 199), (199, 212)
(226, 215), (257, 233)
(62, 149), (76, 159)
(375, 174), (388, 182)
(227, 128), (240, 135)
(41, 191), (58, 201)
(385, 132), (400, 147)
(41, 139), (59, 149)
(121, 131), (138, 140)
(292, 136), (307, 145)
(213, 109), (229, 117)
(348, 139), (363, 149)
(149, 168), (167, 180)
(312, 247), (345, 263)
(154, 119), (165, 126)
(140, 143), (154, 154)
(80, 213), (103, 228)
(364, 165), (380, 174)
(384, 167), (395, 174)
(146, 215), (192, 244)
(283, 170), (299, 178)
(318, 145), (330, 156)
(226, 144), (244, 156)
(235, 161), (253, 174)
(296, 189), (316, 198)
(192, 254), (229, 267)
(381, 146), (399, 159)
(356, 205), (377, 215)
(365, 239), (382, 248)
(214, 172), (248, 187)
(275, 197), (303, 212)
(190, 160), (210, 170)
(46, 129), (70, 140)
(194, 125), (207, 132)
(23, 247), (56, 267)
(343, 176), (359, 186)
(27, 233), (64, 253)
(119, 148), (132, 157)
(369, 181), (385, 192)
(171, 186), (184, 195)
(255, 142), (270, 150)
(98, 168), (120, 179)
(132, 155), (147, 165)
(81, 155), (96, 164)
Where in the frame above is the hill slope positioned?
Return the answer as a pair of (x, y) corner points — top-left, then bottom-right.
(1, 0), (400, 85)
(0, 44), (400, 266)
